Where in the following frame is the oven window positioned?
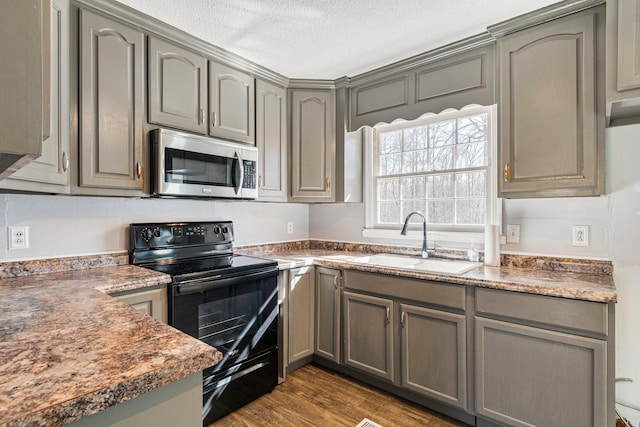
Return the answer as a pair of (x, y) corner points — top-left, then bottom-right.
(165, 147), (233, 187)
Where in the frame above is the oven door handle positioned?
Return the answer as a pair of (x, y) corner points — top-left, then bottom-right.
(175, 268), (277, 295)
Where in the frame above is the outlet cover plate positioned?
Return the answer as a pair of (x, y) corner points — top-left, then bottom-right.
(572, 225), (589, 246)
(506, 224), (520, 244)
(8, 226), (29, 250)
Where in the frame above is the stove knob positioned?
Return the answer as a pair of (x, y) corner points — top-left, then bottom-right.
(213, 226), (221, 235)
(153, 227), (161, 237)
(141, 228), (154, 242)
(221, 226), (228, 234)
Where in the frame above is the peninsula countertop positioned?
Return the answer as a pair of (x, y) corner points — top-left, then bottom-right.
(0, 264), (222, 427)
(236, 248), (617, 303)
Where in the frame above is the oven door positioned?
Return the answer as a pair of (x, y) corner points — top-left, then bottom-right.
(170, 267), (278, 372)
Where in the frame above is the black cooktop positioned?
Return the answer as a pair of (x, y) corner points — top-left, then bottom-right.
(143, 254), (278, 282)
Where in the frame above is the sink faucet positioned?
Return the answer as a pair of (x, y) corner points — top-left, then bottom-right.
(401, 211), (428, 259)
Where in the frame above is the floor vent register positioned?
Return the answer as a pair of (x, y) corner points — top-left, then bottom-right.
(355, 418), (383, 427)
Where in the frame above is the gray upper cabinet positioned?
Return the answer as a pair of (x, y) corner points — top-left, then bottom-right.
(290, 89), (335, 202)
(0, 0), (49, 178)
(343, 291), (394, 382)
(148, 37), (207, 135)
(0, 0), (69, 193)
(606, 0), (640, 126)
(315, 267), (341, 363)
(287, 267), (315, 366)
(497, 7), (605, 198)
(400, 303), (467, 410)
(349, 45), (495, 131)
(209, 61), (255, 144)
(256, 79), (287, 201)
(79, 9), (144, 191)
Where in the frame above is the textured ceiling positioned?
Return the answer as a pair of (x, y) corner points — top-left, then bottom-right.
(116, 0), (561, 79)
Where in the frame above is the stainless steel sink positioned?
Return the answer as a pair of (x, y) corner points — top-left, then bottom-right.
(351, 253), (481, 275)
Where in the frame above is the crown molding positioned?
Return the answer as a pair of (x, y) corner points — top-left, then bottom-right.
(287, 79), (337, 90)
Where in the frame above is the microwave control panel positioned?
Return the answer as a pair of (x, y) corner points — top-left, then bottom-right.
(243, 160), (256, 189)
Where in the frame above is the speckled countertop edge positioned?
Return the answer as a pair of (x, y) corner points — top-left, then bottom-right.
(235, 248), (617, 304)
(0, 261), (222, 427)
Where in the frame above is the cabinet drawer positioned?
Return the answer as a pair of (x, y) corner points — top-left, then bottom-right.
(344, 270), (465, 311)
(475, 288), (608, 336)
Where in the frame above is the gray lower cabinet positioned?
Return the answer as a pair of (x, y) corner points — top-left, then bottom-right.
(0, 0), (69, 193)
(400, 303), (467, 410)
(343, 291), (394, 382)
(208, 61), (255, 144)
(148, 37), (207, 135)
(497, 6), (605, 198)
(79, 9), (144, 191)
(256, 79), (287, 201)
(475, 318), (606, 427)
(290, 89), (335, 202)
(287, 266), (315, 365)
(112, 287), (168, 324)
(314, 267), (341, 363)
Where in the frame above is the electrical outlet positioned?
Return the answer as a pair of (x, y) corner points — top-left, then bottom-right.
(506, 224), (520, 244)
(572, 225), (589, 246)
(287, 222), (294, 234)
(8, 226), (29, 250)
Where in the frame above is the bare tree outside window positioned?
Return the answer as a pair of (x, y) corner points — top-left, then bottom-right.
(375, 112), (489, 228)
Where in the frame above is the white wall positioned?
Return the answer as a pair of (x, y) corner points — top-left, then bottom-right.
(310, 123), (640, 422)
(0, 195), (308, 260)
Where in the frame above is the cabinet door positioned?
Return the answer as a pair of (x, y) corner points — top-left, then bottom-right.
(288, 267), (315, 364)
(617, 0), (640, 91)
(209, 61), (255, 143)
(79, 10), (144, 190)
(343, 291), (394, 382)
(498, 9), (604, 198)
(256, 79), (287, 201)
(114, 288), (168, 324)
(400, 304), (467, 410)
(290, 89), (335, 202)
(475, 317), (607, 427)
(315, 267), (341, 363)
(148, 37), (207, 134)
(1, 0), (69, 192)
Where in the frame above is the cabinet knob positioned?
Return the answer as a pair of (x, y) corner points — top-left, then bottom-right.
(504, 163), (512, 182)
(62, 152), (69, 172)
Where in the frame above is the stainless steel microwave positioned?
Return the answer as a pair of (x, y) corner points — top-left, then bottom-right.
(151, 129), (258, 199)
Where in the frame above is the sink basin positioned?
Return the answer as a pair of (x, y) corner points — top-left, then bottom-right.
(351, 253), (481, 275)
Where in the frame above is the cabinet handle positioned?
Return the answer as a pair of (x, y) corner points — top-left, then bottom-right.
(333, 275), (338, 289)
(258, 175), (263, 189)
(504, 163), (512, 182)
(326, 178), (331, 190)
(136, 162), (142, 179)
(385, 307), (390, 324)
(211, 112), (217, 127)
(199, 108), (204, 125)
(62, 152), (69, 172)
(401, 311), (405, 327)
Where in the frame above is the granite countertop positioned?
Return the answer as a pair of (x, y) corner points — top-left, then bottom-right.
(0, 264), (223, 427)
(236, 248), (617, 303)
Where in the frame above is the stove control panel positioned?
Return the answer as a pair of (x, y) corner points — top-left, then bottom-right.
(130, 221), (234, 249)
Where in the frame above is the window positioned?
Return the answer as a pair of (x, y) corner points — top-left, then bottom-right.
(364, 105), (496, 241)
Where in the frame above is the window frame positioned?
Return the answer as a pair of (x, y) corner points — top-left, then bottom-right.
(362, 105), (499, 245)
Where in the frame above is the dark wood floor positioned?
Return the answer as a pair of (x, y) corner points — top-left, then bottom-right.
(212, 364), (471, 427)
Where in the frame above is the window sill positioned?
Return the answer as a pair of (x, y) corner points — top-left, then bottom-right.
(361, 228), (485, 245)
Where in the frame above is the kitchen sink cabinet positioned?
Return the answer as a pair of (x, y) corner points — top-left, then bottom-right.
(287, 266), (316, 367)
(400, 303), (467, 410)
(606, 0), (640, 126)
(0, 0), (70, 193)
(148, 37), (208, 135)
(290, 89), (335, 202)
(315, 267), (341, 364)
(208, 61), (255, 144)
(343, 291), (395, 382)
(256, 79), (287, 201)
(496, 6), (605, 198)
(112, 287), (168, 324)
(78, 9), (144, 192)
(474, 287), (614, 427)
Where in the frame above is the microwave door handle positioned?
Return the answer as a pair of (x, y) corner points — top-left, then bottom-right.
(233, 151), (244, 195)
